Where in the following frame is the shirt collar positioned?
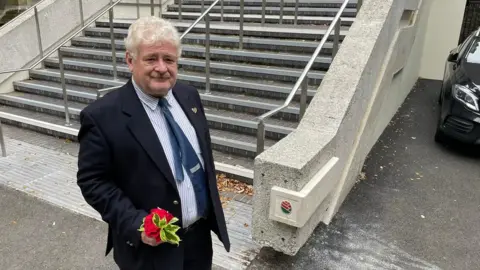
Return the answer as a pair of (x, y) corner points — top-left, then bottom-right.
(132, 78), (173, 111)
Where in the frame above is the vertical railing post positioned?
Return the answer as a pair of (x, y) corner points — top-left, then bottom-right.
(261, 0), (266, 25)
(239, 0), (244, 49)
(299, 77), (308, 120)
(256, 120), (265, 155)
(34, 6), (44, 69)
(159, 0), (163, 17)
(205, 13), (211, 94)
(109, 1), (118, 80)
(150, 0), (154, 16)
(58, 50), (71, 126)
(279, 0), (284, 24)
(220, 0), (224, 22)
(294, 0), (299, 25)
(136, 0), (140, 18)
(201, 0), (204, 12)
(179, 0), (182, 20)
(332, 19), (341, 58)
(78, 0), (84, 28)
(0, 121), (6, 157)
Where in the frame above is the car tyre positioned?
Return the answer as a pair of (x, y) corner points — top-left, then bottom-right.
(434, 127), (447, 143)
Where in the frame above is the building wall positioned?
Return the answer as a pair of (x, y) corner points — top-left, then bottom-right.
(419, 0), (467, 80)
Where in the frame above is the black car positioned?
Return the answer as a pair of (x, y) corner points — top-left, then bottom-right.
(436, 27), (480, 144)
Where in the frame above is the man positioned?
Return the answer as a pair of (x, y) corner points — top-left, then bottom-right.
(76, 16), (230, 270)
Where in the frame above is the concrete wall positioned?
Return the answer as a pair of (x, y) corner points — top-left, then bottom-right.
(419, 0), (467, 80)
(0, 0), (110, 92)
(111, 0), (174, 19)
(252, 0), (431, 256)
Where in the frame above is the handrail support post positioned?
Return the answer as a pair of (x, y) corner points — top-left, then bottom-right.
(256, 120), (266, 155)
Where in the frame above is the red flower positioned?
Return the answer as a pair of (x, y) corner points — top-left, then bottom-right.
(151, 208), (174, 223)
(143, 213), (161, 242)
(138, 207), (181, 245)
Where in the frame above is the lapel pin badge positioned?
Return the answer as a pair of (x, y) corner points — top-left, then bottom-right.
(191, 107), (198, 114)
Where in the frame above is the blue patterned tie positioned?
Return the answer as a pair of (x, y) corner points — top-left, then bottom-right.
(158, 98), (209, 217)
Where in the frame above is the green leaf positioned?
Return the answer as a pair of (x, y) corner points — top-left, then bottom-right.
(168, 217), (179, 225)
(164, 229), (181, 246)
(138, 222), (145, 232)
(160, 228), (167, 242)
(164, 224), (181, 233)
(153, 213), (160, 227)
(158, 218), (167, 229)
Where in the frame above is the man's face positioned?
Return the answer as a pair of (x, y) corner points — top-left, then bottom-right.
(126, 41), (178, 97)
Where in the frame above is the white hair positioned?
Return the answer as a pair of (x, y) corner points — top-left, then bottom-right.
(124, 16), (182, 59)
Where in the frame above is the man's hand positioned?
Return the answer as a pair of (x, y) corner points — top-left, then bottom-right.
(141, 232), (163, 246)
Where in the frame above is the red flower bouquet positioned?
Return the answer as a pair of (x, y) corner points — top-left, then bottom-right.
(138, 208), (181, 245)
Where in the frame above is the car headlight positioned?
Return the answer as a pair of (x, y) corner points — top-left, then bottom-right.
(453, 84), (479, 111)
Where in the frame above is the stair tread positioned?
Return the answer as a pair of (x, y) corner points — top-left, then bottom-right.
(210, 128), (275, 148)
(13, 79), (299, 129)
(46, 54), (326, 80)
(76, 33), (333, 50)
(15, 79), (99, 93)
(94, 19), (350, 35)
(0, 105), (82, 129)
(162, 12), (356, 22)
(167, 5), (357, 13)
(30, 68), (318, 96)
(175, 0), (357, 3)
(211, 150), (253, 172)
(0, 91), (86, 112)
(65, 38), (333, 63)
(0, 91), (275, 147)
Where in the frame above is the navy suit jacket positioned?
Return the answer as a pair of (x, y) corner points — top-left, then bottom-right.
(76, 80), (230, 269)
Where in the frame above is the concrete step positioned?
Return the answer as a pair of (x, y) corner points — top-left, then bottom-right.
(167, 4), (357, 17)
(68, 39), (331, 70)
(93, 19), (349, 41)
(0, 105), (255, 182)
(162, 12), (355, 26)
(45, 52), (325, 85)
(29, 66), (317, 102)
(73, 34), (335, 55)
(0, 91), (275, 158)
(13, 80), (296, 140)
(27, 69), (302, 121)
(173, 0), (358, 8)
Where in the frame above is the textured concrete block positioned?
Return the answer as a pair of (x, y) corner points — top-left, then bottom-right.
(252, 0), (430, 255)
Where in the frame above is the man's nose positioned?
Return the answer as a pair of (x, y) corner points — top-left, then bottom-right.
(153, 60), (168, 72)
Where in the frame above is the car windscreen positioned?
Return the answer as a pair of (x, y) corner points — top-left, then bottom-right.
(465, 37), (480, 64)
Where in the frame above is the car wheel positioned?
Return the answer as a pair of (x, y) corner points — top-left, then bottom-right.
(434, 127), (447, 143)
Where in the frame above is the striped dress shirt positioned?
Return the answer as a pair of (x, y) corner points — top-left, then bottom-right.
(133, 79), (203, 228)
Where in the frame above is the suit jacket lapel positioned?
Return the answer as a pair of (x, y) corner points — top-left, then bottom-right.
(172, 85), (211, 169)
(120, 80), (178, 193)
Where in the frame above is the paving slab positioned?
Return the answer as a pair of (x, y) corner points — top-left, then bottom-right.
(0, 125), (259, 270)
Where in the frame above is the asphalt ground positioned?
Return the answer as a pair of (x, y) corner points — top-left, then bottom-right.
(248, 79), (480, 270)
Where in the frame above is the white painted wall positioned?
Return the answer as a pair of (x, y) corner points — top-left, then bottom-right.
(420, 0), (467, 80)
(0, 0), (110, 93)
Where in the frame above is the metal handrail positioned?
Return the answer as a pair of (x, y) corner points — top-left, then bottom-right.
(99, 0), (222, 97)
(0, 0), (121, 75)
(0, 0), (46, 31)
(255, 0), (351, 154)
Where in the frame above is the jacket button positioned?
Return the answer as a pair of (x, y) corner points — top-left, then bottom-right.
(173, 200), (179, 205)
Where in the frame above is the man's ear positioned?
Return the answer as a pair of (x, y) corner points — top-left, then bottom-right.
(125, 51), (134, 71)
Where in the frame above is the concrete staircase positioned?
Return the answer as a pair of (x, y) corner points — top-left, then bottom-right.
(0, 0), (357, 182)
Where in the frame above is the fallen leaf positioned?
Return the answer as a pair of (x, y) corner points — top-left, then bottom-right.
(11, 220), (17, 225)
(244, 223), (249, 227)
